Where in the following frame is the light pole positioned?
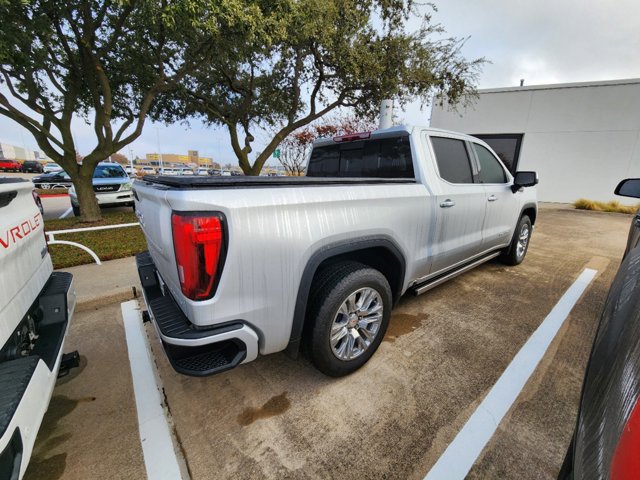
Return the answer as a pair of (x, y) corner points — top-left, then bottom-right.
(128, 147), (135, 175)
(155, 126), (164, 172)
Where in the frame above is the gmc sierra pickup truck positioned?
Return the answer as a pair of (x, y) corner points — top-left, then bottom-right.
(134, 126), (538, 377)
(0, 178), (75, 479)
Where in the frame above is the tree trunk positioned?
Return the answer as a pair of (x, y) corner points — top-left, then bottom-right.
(74, 173), (102, 222)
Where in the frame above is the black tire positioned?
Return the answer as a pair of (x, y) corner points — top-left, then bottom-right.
(500, 215), (532, 266)
(71, 204), (80, 217)
(306, 262), (392, 377)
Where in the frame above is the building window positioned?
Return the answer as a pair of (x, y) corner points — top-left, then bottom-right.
(472, 134), (523, 174)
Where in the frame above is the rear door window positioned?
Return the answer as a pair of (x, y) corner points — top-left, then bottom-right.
(307, 135), (414, 178)
(430, 137), (474, 184)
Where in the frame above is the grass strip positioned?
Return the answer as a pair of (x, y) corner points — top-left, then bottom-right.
(574, 199), (639, 215)
(45, 211), (146, 269)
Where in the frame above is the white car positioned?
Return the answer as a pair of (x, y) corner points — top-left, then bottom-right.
(159, 168), (178, 176)
(196, 168), (209, 176)
(124, 165), (137, 177)
(178, 168), (194, 175)
(69, 162), (134, 216)
(43, 162), (62, 173)
(140, 166), (156, 175)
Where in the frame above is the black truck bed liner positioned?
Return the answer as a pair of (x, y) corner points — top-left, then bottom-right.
(138, 175), (416, 189)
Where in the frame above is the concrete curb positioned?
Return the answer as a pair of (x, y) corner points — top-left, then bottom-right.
(75, 286), (137, 312)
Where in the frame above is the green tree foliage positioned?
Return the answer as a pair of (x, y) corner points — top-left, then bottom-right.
(156, 0), (484, 175)
(0, 0), (252, 220)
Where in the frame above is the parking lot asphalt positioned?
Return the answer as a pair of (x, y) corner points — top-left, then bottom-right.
(30, 204), (632, 479)
(25, 304), (145, 480)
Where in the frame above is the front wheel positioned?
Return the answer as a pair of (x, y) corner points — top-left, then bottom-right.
(500, 215), (532, 266)
(306, 262), (392, 377)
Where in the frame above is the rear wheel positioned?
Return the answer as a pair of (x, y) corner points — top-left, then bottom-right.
(500, 215), (532, 266)
(306, 262), (392, 377)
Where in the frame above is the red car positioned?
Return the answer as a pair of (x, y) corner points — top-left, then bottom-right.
(0, 159), (22, 172)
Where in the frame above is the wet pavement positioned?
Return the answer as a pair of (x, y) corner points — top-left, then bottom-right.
(29, 204), (633, 479)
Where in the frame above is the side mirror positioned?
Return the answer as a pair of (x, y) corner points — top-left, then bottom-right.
(614, 178), (640, 199)
(512, 171), (538, 193)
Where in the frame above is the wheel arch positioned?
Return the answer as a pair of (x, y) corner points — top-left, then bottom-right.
(285, 236), (406, 357)
(521, 203), (537, 225)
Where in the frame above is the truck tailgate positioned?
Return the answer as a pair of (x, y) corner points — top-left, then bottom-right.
(0, 179), (52, 347)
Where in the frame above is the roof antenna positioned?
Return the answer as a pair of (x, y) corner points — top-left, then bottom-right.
(520, 79), (525, 87)
(379, 99), (393, 129)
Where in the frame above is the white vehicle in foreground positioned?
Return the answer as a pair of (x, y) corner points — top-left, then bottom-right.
(0, 178), (76, 478)
(134, 126), (538, 377)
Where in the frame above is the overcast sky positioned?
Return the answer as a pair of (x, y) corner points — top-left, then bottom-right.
(2, 0), (640, 165)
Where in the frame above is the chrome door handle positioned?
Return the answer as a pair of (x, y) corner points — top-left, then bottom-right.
(440, 199), (456, 208)
(488, 195), (498, 202)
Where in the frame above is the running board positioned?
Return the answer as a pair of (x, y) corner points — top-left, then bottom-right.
(411, 252), (501, 296)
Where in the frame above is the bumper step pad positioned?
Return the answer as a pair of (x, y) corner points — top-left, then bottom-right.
(136, 252), (247, 377)
(0, 357), (38, 439)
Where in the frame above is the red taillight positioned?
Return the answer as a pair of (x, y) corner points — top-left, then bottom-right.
(171, 212), (224, 300)
(332, 131), (371, 142)
(611, 396), (640, 479)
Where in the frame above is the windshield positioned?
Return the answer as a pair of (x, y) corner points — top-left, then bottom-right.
(94, 164), (127, 178)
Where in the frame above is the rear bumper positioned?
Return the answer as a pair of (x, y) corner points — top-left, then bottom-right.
(135, 252), (259, 376)
(70, 191), (134, 207)
(0, 272), (75, 480)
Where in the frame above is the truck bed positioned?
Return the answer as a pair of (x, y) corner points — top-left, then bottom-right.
(139, 175), (416, 189)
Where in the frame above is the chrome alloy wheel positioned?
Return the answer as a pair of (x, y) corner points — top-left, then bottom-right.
(517, 223), (530, 258)
(330, 287), (383, 361)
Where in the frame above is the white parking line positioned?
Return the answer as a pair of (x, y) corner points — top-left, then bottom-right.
(59, 207), (72, 219)
(121, 300), (187, 480)
(424, 267), (598, 480)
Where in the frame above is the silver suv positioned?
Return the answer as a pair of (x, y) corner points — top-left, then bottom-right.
(69, 162), (133, 216)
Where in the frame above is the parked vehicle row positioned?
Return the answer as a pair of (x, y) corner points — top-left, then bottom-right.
(0, 160), (59, 173)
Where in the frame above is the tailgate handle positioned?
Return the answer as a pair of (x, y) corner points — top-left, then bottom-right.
(440, 199), (456, 208)
(488, 195), (498, 202)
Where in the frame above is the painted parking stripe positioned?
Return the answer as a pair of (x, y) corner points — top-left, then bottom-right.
(121, 300), (187, 480)
(425, 268), (598, 480)
(59, 207), (72, 219)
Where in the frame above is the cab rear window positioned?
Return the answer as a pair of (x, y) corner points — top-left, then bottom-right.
(307, 135), (414, 178)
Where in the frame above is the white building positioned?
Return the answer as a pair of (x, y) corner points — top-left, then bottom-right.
(0, 142), (37, 161)
(431, 78), (640, 204)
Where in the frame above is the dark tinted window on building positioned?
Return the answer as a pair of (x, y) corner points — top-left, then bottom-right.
(473, 134), (523, 174)
(307, 135), (414, 178)
(430, 137), (474, 184)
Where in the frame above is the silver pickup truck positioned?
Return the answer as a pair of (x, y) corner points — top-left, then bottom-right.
(134, 126), (538, 377)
